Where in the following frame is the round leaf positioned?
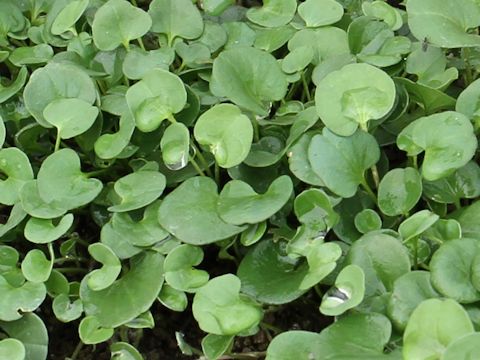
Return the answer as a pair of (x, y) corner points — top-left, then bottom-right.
(24, 214), (74, 244)
(158, 177), (245, 245)
(192, 274), (263, 335)
(378, 167), (422, 216)
(298, 0), (344, 27)
(0, 339), (24, 360)
(354, 209), (382, 234)
(194, 104), (253, 168)
(210, 47), (288, 116)
(217, 176), (293, 225)
(164, 245), (209, 292)
(161, 122), (189, 171)
(92, 0), (152, 51)
(52, 294), (83, 323)
(126, 69), (187, 132)
(79, 316), (114, 345)
(0, 148), (34, 205)
(158, 284), (188, 312)
(315, 63), (395, 136)
(21, 249), (52, 283)
(246, 0), (297, 27)
(294, 188), (338, 231)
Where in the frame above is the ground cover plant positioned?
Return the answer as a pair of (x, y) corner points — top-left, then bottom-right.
(2, 0), (480, 358)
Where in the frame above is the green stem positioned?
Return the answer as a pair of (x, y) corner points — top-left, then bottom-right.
(411, 155), (418, 170)
(137, 37), (146, 51)
(250, 114), (260, 143)
(361, 178), (377, 203)
(189, 156), (206, 176)
(371, 164), (380, 189)
(301, 72), (311, 102)
(413, 236), (419, 270)
(214, 162), (220, 185)
(190, 141), (213, 178)
(464, 48), (474, 85)
(54, 129), (61, 152)
(69, 341), (84, 360)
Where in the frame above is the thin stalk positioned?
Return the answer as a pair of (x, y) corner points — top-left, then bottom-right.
(69, 341), (84, 360)
(464, 48), (474, 86)
(214, 162), (220, 185)
(189, 156), (206, 176)
(371, 164), (380, 189)
(137, 37), (146, 51)
(190, 141), (213, 178)
(361, 179), (377, 203)
(301, 72), (311, 102)
(413, 236), (419, 270)
(54, 129), (62, 152)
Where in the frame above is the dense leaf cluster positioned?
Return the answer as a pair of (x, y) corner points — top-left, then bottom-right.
(1, 0), (480, 359)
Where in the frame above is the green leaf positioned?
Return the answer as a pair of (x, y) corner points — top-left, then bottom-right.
(430, 238), (480, 303)
(0, 275), (46, 321)
(378, 168), (422, 216)
(52, 294), (83, 322)
(0, 116), (4, 149)
(158, 177), (245, 245)
(387, 271), (441, 331)
(94, 113), (136, 160)
(37, 149), (103, 210)
(315, 63), (396, 136)
(246, 0), (297, 27)
(443, 333), (480, 359)
(111, 342), (144, 360)
(308, 128), (380, 198)
(80, 251), (164, 328)
(158, 284), (188, 312)
(294, 188), (339, 231)
(43, 98), (99, 139)
(288, 132), (324, 186)
(123, 47), (175, 80)
(21, 249), (52, 283)
(423, 161), (480, 204)
(0, 313), (48, 360)
(92, 0), (152, 51)
(0, 148), (34, 205)
(300, 242), (342, 289)
(403, 299), (474, 359)
(210, 47), (288, 116)
(202, 0), (234, 16)
(407, 0), (480, 48)
(398, 210), (439, 242)
(51, 0), (89, 35)
(149, 0), (203, 45)
(237, 240), (309, 304)
(354, 209), (382, 234)
(87, 243), (121, 291)
(126, 69), (187, 132)
(455, 201), (480, 238)
(24, 214), (74, 244)
(281, 46), (314, 74)
(79, 316), (114, 345)
(19, 181), (67, 219)
(320, 264), (365, 316)
(217, 176), (293, 225)
(298, 0), (344, 27)
(397, 111), (477, 181)
(346, 232), (411, 297)
(0, 339), (24, 360)
(108, 171), (166, 212)
(192, 274), (263, 335)
(8, 44), (53, 66)
(23, 62), (96, 128)
(240, 221), (267, 246)
(362, 1), (402, 30)
(164, 244), (209, 292)
(201, 334), (233, 360)
(194, 104), (253, 168)
(0, 67), (28, 105)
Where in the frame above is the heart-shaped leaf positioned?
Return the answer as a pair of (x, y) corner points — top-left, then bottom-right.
(403, 298), (474, 360)
(37, 149), (103, 210)
(158, 284), (188, 312)
(378, 168), (422, 216)
(52, 293), (83, 323)
(43, 98), (99, 139)
(126, 69), (187, 132)
(0, 275), (46, 321)
(192, 274), (263, 335)
(362, 1), (402, 30)
(407, 0), (480, 48)
(217, 176), (293, 225)
(0, 148), (34, 205)
(298, 0), (344, 27)
(123, 47), (174, 80)
(315, 63), (396, 136)
(79, 316), (114, 345)
(108, 170), (166, 212)
(194, 104), (253, 169)
(158, 177), (245, 245)
(320, 264), (365, 316)
(92, 0), (152, 51)
(24, 214), (74, 244)
(300, 242), (342, 290)
(23, 62), (96, 128)
(308, 128), (380, 198)
(19, 181), (67, 219)
(80, 251), (164, 327)
(164, 245), (209, 292)
(21, 249), (52, 283)
(87, 243), (121, 291)
(246, 0), (297, 28)
(210, 47), (288, 116)
(397, 111), (477, 181)
(294, 188), (339, 231)
(94, 113), (136, 160)
(148, 0), (204, 45)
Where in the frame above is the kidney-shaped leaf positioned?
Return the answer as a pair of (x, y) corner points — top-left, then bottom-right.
(210, 47), (288, 117)
(194, 104), (253, 169)
(298, 0), (344, 28)
(403, 298), (474, 360)
(80, 251), (164, 328)
(378, 168), (422, 216)
(294, 188), (339, 231)
(397, 111), (477, 181)
(192, 274), (263, 335)
(24, 214), (74, 244)
(37, 149), (103, 210)
(92, 0), (152, 51)
(315, 63), (396, 136)
(21, 249), (52, 284)
(217, 176), (293, 225)
(87, 243), (121, 291)
(308, 128), (380, 198)
(246, 0), (297, 27)
(407, 0), (480, 48)
(0, 276), (46, 321)
(126, 69), (187, 132)
(0, 148), (34, 206)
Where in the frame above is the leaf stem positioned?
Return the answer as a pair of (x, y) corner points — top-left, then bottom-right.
(463, 48), (474, 86)
(214, 162), (220, 185)
(189, 156), (206, 176)
(371, 164), (380, 189)
(190, 141), (213, 178)
(301, 71), (311, 102)
(137, 37), (146, 51)
(54, 129), (61, 152)
(361, 178), (377, 203)
(69, 340), (84, 360)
